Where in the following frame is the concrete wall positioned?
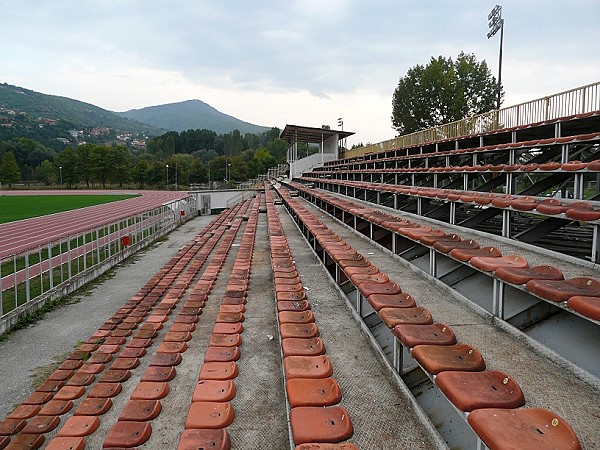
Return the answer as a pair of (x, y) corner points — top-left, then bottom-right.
(191, 190), (256, 213)
(289, 153), (337, 179)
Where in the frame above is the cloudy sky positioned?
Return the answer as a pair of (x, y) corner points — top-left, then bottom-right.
(2, 0), (599, 145)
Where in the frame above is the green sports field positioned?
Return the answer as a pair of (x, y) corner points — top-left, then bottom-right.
(0, 194), (137, 224)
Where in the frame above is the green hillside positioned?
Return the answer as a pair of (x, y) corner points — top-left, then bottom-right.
(0, 83), (160, 133)
(118, 99), (269, 134)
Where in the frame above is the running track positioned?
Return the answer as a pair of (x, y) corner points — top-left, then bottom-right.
(0, 190), (192, 260)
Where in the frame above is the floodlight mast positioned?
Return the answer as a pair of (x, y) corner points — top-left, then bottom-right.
(487, 4), (504, 110)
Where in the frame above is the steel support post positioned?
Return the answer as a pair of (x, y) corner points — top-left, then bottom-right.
(493, 279), (505, 319)
(393, 338), (404, 375)
(67, 238), (72, 278)
(417, 197), (422, 216)
(450, 202), (457, 225)
(574, 174), (584, 199)
(592, 225), (600, 264)
(429, 249), (437, 277)
(502, 210), (511, 238)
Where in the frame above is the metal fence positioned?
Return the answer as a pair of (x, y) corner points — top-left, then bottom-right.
(0, 196), (197, 332)
(343, 81), (600, 159)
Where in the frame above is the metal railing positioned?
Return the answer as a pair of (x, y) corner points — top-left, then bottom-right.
(0, 196), (197, 333)
(343, 81), (600, 159)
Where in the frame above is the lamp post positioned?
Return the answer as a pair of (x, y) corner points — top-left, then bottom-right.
(487, 4), (504, 111)
(227, 163), (231, 184)
(165, 164), (169, 189)
(175, 160), (178, 191)
(59, 166), (63, 187)
(338, 117), (345, 151)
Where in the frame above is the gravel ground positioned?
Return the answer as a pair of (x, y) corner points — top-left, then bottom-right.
(0, 216), (213, 418)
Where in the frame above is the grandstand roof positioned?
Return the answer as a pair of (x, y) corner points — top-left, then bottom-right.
(280, 124), (354, 144)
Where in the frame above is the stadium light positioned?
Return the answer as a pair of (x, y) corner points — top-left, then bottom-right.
(487, 4), (504, 110)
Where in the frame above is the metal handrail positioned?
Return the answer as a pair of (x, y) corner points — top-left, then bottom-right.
(343, 81), (600, 159)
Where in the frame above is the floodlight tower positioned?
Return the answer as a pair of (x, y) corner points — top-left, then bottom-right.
(487, 4), (504, 110)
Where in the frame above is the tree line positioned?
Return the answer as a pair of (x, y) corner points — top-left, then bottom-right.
(0, 128), (287, 189)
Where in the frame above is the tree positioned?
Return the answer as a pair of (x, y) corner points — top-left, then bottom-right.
(0, 151), (21, 187)
(391, 52), (500, 135)
(34, 160), (58, 185)
(54, 147), (78, 187)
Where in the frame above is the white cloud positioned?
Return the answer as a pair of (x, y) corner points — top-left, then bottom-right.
(1, 0), (599, 146)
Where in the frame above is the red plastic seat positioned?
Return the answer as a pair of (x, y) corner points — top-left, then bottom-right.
(419, 233), (461, 247)
(21, 415), (61, 434)
(119, 399), (162, 421)
(284, 355), (333, 379)
(280, 323), (320, 339)
(199, 362), (239, 380)
(57, 416), (100, 437)
(357, 281), (402, 297)
(192, 380), (237, 402)
(567, 296), (600, 320)
(367, 293), (416, 310)
(392, 323), (457, 347)
(526, 277), (600, 302)
(435, 370), (525, 411)
(412, 343), (485, 374)
(495, 265), (564, 285)
(433, 239), (479, 254)
(185, 402), (234, 429)
(286, 378), (342, 407)
(449, 246), (502, 262)
(177, 429), (231, 450)
(103, 421), (152, 447)
(565, 206), (600, 221)
(470, 255), (528, 272)
(45, 437), (86, 450)
(467, 408), (581, 450)
(290, 406), (353, 445)
(379, 307), (433, 327)
(278, 310), (315, 324)
(282, 337), (326, 356)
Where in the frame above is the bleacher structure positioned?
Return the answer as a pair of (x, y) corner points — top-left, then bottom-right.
(0, 86), (599, 449)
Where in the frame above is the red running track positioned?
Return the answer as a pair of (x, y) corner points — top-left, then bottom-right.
(0, 190), (192, 260)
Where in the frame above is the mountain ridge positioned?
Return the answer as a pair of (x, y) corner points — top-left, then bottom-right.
(117, 99), (269, 134)
(0, 83), (270, 138)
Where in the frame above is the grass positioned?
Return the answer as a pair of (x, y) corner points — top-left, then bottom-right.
(0, 194), (138, 223)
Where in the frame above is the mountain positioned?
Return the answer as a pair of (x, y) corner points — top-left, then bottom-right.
(0, 83), (161, 135)
(117, 99), (269, 134)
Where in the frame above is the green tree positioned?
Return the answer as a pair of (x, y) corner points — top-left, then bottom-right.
(0, 151), (21, 187)
(391, 52), (500, 135)
(54, 147), (78, 187)
(107, 146), (132, 186)
(34, 160), (58, 185)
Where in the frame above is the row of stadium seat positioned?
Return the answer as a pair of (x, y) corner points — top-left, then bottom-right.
(289, 182), (600, 324)
(0, 201), (250, 449)
(276, 185), (582, 450)
(265, 186), (356, 449)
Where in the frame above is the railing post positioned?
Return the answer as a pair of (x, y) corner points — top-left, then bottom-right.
(48, 243), (53, 289)
(25, 252), (31, 302)
(38, 247), (43, 294)
(67, 238), (72, 278)
(0, 258), (3, 316)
